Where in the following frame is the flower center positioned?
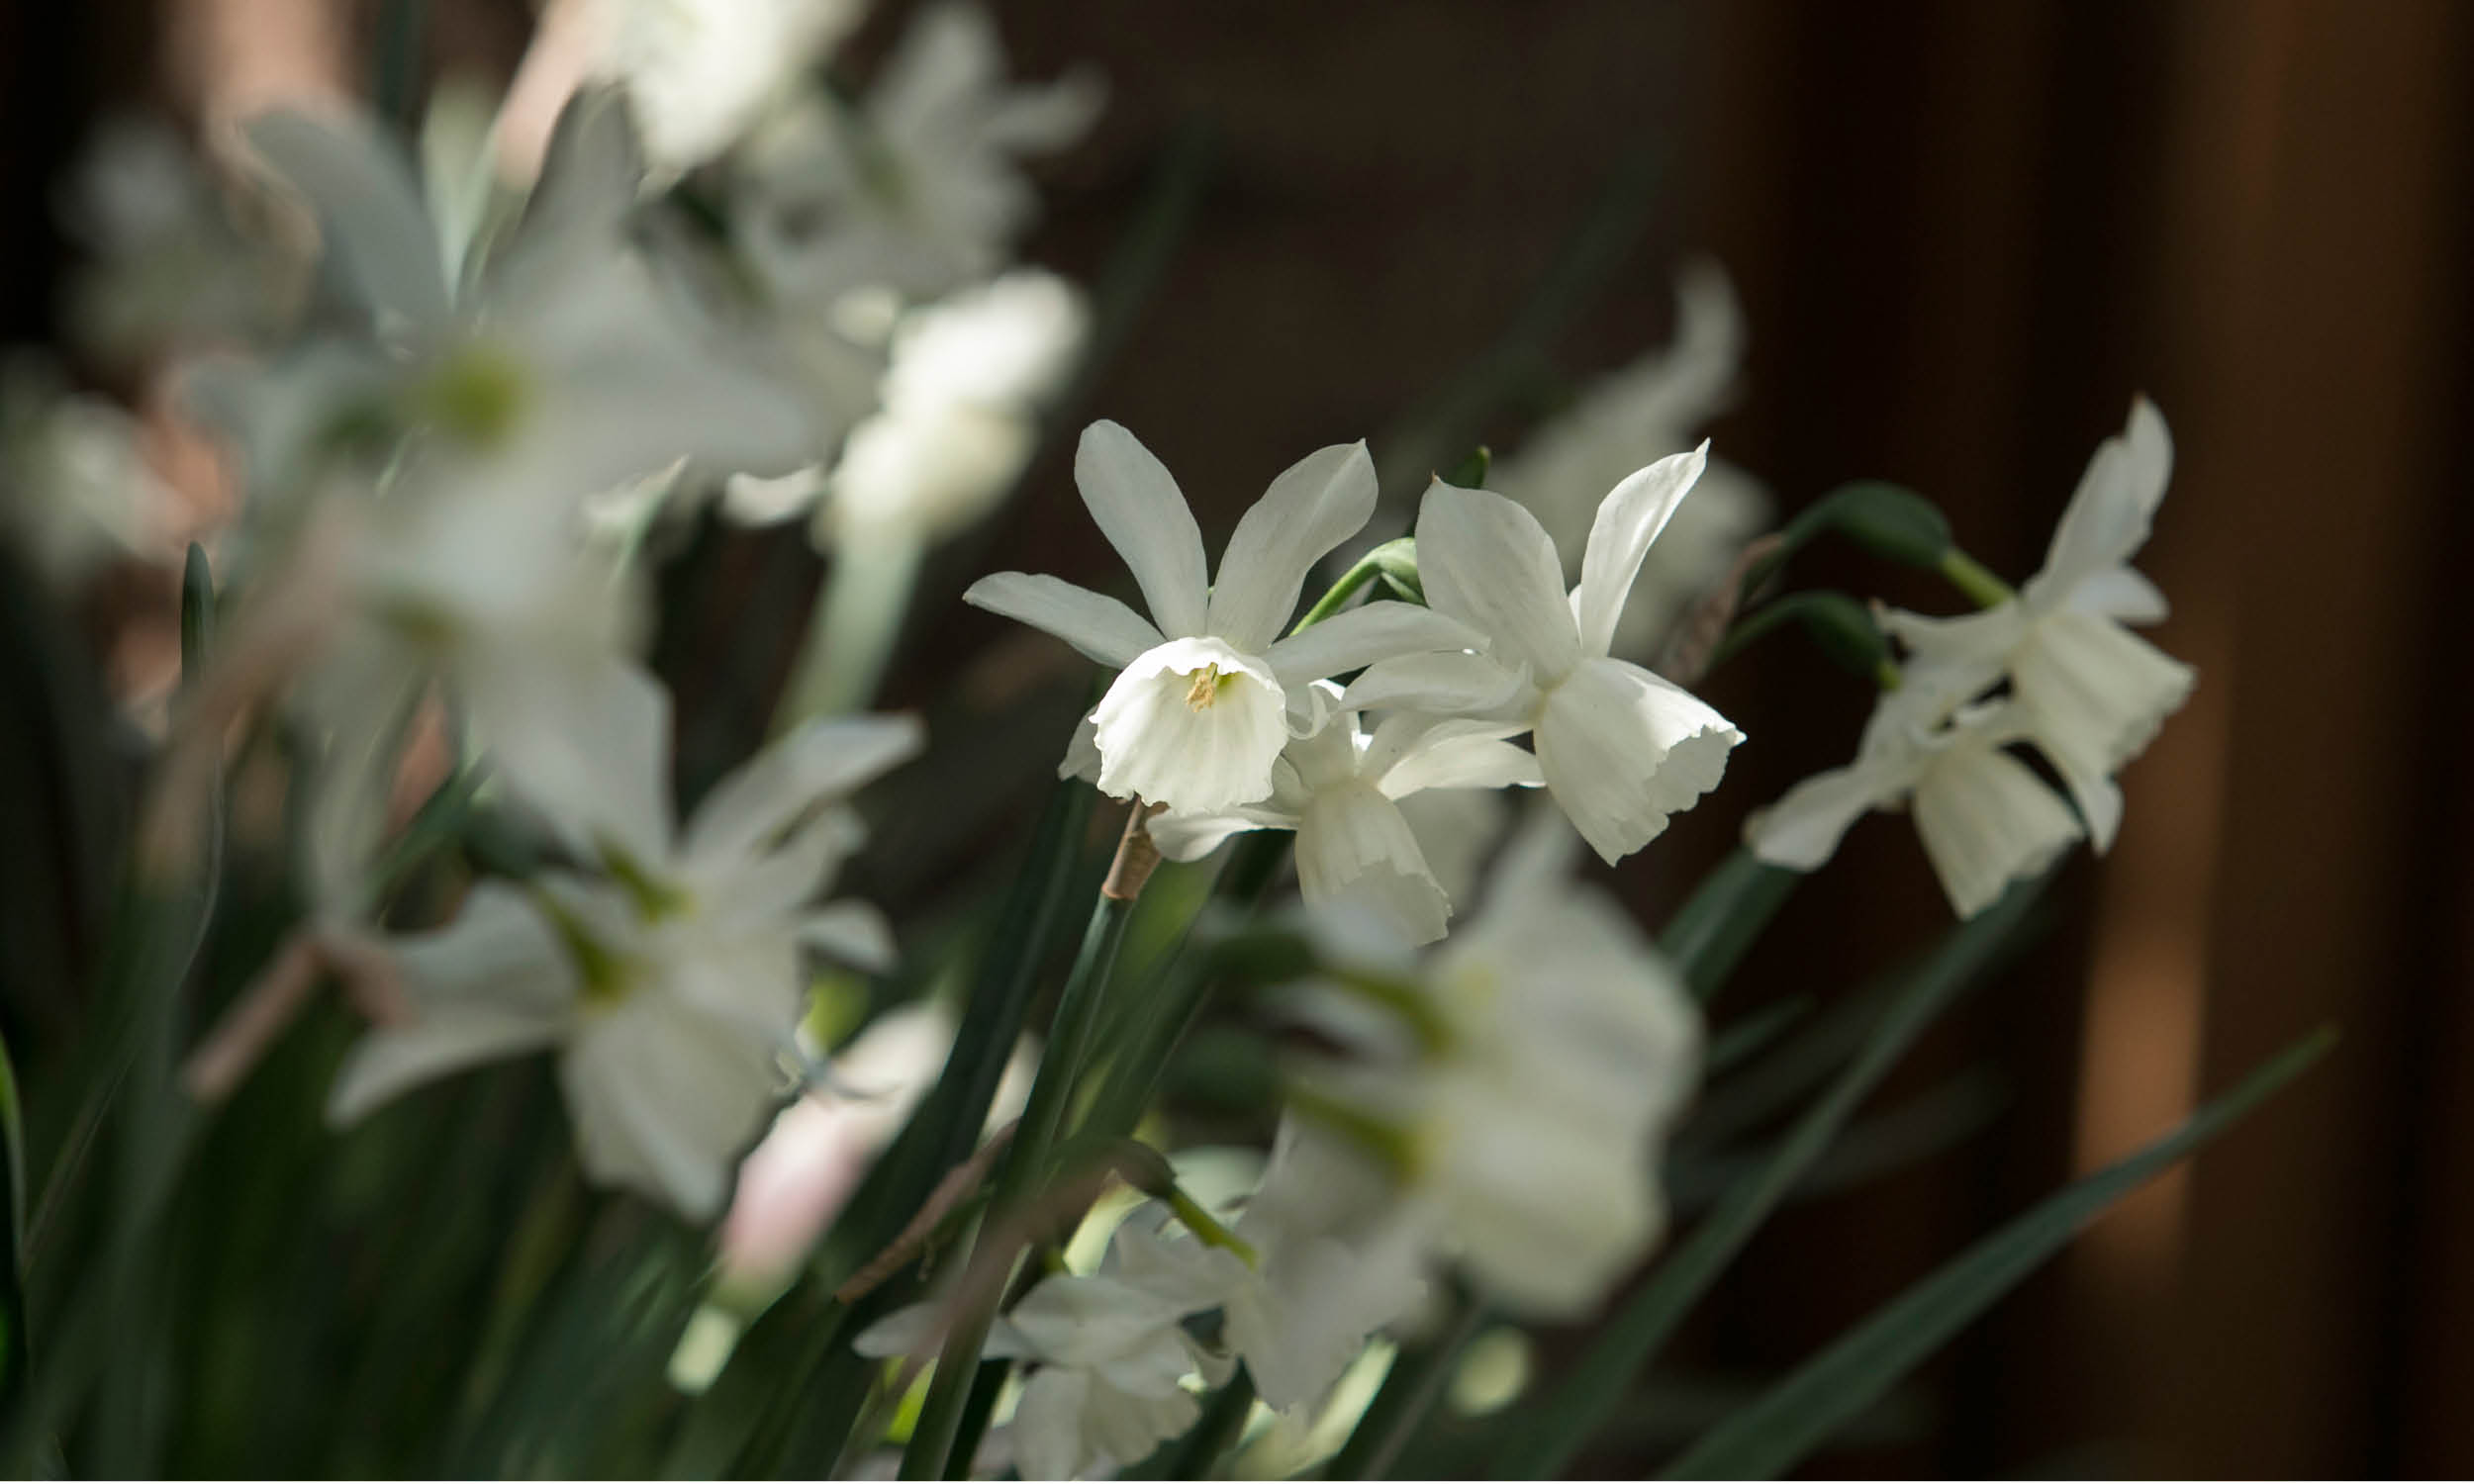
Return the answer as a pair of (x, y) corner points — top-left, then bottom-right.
(531, 887), (640, 1007)
(1185, 663), (1235, 711)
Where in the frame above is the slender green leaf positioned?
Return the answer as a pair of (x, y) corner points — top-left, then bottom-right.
(1326, 1286), (1485, 1479)
(1663, 1026), (2335, 1480)
(1659, 848), (1799, 1001)
(1497, 872), (2048, 1477)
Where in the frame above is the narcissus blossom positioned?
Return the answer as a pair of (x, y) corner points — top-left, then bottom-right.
(1877, 399), (2195, 851)
(736, 2), (1101, 303)
(1285, 818), (1703, 1317)
(1345, 448), (1743, 864)
(1146, 687), (1541, 945)
(241, 92), (812, 504)
(582, 0), (868, 174)
(966, 420), (1477, 815)
(1748, 681), (2084, 918)
(857, 1220), (1233, 1481)
(330, 674), (919, 1218)
(1491, 263), (1772, 661)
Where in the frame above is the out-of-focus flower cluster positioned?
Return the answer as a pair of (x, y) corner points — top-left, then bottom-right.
(1, 4), (2203, 1475)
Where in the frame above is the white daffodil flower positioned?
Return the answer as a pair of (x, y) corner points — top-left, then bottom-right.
(1491, 263), (1772, 661)
(1147, 688), (1541, 945)
(1108, 1126), (1431, 1417)
(582, 0), (868, 175)
(737, 3), (1101, 304)
(329, 676), (919, 1218)
(1875, 399), (2195, 851)
(0, 358), (180, 584)
(1345, 449), (1744, 865)
(723, 269), (1088, 545)
(966, 420), (1480, 815)
(1285, 817), (1702, 1318)
(1747, 676), (2085, 919)
(241, 90), (812, 503)
(856, 1221), (1233, 1481)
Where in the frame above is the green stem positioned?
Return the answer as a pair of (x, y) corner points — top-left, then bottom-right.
(1165, 1186), (1257, 1266)
(1289, 557), (1383, 634)
(1939, 548), (2018, 609)
(900, 889), (1136, 1479)
(776, 528), (926, 732)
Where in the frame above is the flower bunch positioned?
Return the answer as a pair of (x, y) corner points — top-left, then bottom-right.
(0, 7), (2325, 1481)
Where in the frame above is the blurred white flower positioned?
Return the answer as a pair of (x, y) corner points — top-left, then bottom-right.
(1491, 263), (1772, 661)
(723, 268), (1087, 544)
(293, 468), (645, 918)
(1111, 1124), (1430, 1415)
(966, 421), (1477, 814)
(1876, 399), (2195, 852)
(1147, 687), (1540, 945)
(0, 360), (180, 584)
(736, 2), (1101, 302)
(1748, 680), (2084, 919)
(857, 1218), (1232, 1480)
(239, 92), (813, 503)
(1346, 449), (1744, 865)
(329, 677), (919, 1217)
(1286, 817), (1702, 1318)
(583, 0), (869, 175)
(61, 117), (293, 363)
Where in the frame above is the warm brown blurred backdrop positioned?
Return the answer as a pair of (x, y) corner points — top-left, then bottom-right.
(6, 0), (2470, 1476)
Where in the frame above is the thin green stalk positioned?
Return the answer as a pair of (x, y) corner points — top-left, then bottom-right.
(1495, 872), (2048, 1477)
(1289, 558), (1383, 633)
(775, 528), (927, 732)
(1939, 548), (2017, 608)
(901, 889), (1137, 1479)
(1078, 830), (1291, 1145)
(1658, 847), (1800, 1002)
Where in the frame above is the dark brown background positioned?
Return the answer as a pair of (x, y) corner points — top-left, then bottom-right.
(6, 0), (2470, 1475)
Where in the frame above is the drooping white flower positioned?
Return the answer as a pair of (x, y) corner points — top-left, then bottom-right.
(1284, 816), (1703, 1318)
(1146, 688), (1541, 945)
(1747, 679), (2084, 919)
(965, 420), (1478, 815)
(1345, 449), (1744, 865)
(1491, 263), (1772, 661)
(735, 2), (1101, 304)
(581, 0), (869, 175)
(1875, 399), (2195, 851)
(329, 674), (919, 1218)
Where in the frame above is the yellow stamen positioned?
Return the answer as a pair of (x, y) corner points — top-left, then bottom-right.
(1185, 663), (1224, 710)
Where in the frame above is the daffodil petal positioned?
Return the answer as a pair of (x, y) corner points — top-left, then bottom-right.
(1572, 443), (1708, 658)
(1261, 600), (1480, 687)
(1205, 439), (1379, 651)
(1415, 479), (1582, 682)
(1075, 419), (1209, 638)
